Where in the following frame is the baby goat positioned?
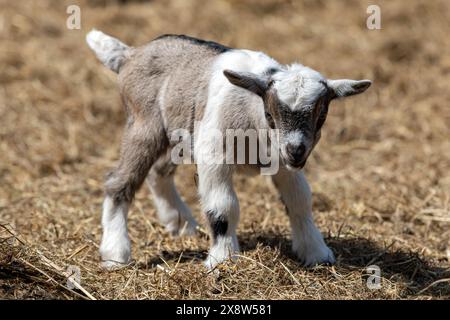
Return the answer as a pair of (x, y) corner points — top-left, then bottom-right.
(86, 30), (371, 270)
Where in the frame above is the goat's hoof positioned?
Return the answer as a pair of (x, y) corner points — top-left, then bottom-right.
(204, 253), (238, 272)
(296, 245), (336, 268)
(204, 257), (216, 271)
(204, 253), (228, 271)
(100, 259), (130, 271)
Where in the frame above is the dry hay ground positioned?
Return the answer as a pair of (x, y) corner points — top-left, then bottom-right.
(0, 0), (449, 300)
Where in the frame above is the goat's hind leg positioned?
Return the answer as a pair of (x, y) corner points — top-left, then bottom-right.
(100, 123), (166, 270)
(146, 151), (198, 236)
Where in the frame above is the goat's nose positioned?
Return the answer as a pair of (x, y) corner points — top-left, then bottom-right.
(286, 143), (306, 164)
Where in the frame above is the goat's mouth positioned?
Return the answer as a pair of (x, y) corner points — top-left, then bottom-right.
(285, 159), (307, 171)
(280, 152), (307, 171)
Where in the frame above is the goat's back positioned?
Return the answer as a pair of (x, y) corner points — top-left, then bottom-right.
(117, 35), (231, 135)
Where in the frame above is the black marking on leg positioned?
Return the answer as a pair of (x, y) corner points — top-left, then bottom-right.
(206, 210), (228, 243)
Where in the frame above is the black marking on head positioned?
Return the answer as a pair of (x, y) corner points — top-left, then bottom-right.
(315, 103), (329, 133)
(206, 210), (228, 242)
(279, 103), (313, 134)
(314, 89), (333, 135)
(153, 34), (230, 53)
(274, 80), (333, 136)
(319, 80), (329, 90)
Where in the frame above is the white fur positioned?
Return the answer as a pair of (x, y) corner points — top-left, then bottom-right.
(86, 29), (129, 73)
(99, 196), (131, 269)
(194, 49), (278, 165)
(158, 75), (171, 129)
(197, 163), (240, 270)
(209, 49), (281, 78)
(283, 130), (303, 146)
(193, 51), (255, 268)
(272, 169), (335, 266)
(204, 49), (327, 114)
(204, 235), (240, 270)
(272, 64), (326, 110)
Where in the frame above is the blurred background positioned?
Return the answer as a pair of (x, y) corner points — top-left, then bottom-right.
(0, 0), (449, 299)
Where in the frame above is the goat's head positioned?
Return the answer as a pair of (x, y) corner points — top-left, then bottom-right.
(223, 65), (371, 170)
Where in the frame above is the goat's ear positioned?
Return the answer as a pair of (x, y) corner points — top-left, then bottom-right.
(327, 79), (372, 99)
(223, 69), (269, 97)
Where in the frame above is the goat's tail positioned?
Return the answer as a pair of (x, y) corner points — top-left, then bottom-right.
(86, 29), (130, 73)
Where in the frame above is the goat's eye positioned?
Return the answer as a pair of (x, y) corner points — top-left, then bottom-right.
(265, 112), (275, 129)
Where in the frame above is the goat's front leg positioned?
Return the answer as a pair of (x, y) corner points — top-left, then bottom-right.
(272, 169), (335, 266)
(198, 164), (240, 270)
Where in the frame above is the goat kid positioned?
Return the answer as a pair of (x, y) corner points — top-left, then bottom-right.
(86, 30), (371, 270)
